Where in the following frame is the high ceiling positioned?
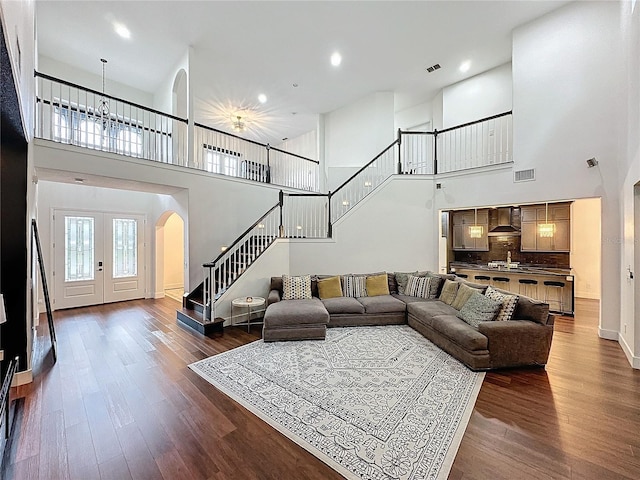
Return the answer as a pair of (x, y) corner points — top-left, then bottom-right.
(36, 0), (569, 144)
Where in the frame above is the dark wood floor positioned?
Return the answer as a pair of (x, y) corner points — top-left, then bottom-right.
(2, 297), (639, 479)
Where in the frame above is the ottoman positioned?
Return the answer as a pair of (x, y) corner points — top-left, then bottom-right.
(262, 298), (329, 342)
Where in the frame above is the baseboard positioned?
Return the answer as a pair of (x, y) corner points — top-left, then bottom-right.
(164, 283), (183, 290)
(598, 328), (619, 341)
(154, 291), (165, 299)
(618, 334), (640, 369)
(12, 369), (33, 386)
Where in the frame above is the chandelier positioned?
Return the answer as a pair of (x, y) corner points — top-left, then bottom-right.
(232, 115), (246, 132)
(538, 202), (555, 238)
(468, 208), (483, 238)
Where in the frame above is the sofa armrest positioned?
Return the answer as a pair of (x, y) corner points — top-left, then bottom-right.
(267, 289), (281, 305)
(477, 319), (554, 368)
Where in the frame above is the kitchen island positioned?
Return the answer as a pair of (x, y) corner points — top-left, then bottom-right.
(450, 262), (574, 315)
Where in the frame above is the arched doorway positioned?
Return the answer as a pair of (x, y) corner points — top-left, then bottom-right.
(172, 69), (188, 118)
(156, 211), (185, 301)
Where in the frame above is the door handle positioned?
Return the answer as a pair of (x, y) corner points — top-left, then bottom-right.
(98, 261), (103, 272)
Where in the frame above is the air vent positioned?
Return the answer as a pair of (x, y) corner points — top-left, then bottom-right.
(514, 168), (535, 182)
(425, 63), (441, 73)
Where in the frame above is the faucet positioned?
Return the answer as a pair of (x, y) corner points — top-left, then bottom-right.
(507, 251), (511, 265)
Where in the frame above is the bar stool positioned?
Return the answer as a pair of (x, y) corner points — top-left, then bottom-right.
(474, 275), (491, 285)
(492, 277), (511, 292)
(544, 281), (565, 313)
(518, 278), (538, 298)
(455, 273), (468, 279)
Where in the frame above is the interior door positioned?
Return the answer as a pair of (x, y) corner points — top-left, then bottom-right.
(53, 211), (104, 309)
(54, 210), (146, 309)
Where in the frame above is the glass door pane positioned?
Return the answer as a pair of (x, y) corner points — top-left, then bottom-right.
(113, 218), (138, 278)
(64, 216), (95, 282)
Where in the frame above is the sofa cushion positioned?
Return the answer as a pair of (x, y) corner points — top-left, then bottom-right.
(457, 292), (502, 327)
(282, 274), (312, 300)
(514, 295), (551, 325)
(263, 298), (329, 327)
(439, 279), (459, 305)
(321, 297), (365, 315)
(392, 293), (433, 305)
(407, 300), (459, 326)
(357, 295), (406, 314)
(451, 283), (483, 310)
(430, 315), (489, 351)
(484, 286), (519, 322)
(405, 275), (431, 298)
(342, 275), (368, 298)
(366, 273), (390, 296)
(317, 276), (343, 299)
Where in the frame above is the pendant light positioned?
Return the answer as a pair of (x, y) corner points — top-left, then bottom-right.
(538, 202), (555, 238)
(468, 208), (483, 238)
(97, 58), (110, 129)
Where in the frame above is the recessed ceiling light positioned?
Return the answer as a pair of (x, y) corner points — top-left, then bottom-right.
(331, 52), (342, 67)
(113, 22), (131, 39)
(459, 60), (471, 73)
(258, 94), (267, 104)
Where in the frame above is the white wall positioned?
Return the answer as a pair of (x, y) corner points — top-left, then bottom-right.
(153, 50), (189, 115)
(34, 140), (289, 290)
(289, 176), (438, 275)
(275, 129), (318, 161)
(163, 213), (184, 289)
(571, 198), (601, 300)
(442, 63), (512, 128)
(394, 99), (433, 132)
(38, 56), (154, 108)
(619, 0), (640, 367)
(323, 91), (395, 190)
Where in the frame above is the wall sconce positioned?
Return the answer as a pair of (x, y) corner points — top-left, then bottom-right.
(257, 223), (265, 229)
(342, 200), (350, 206)
(468, 208), (483, 238)
(364, 181), (372, 187)
(538, 202), (555, 238)
(296, 225), (303, 231)
(221, 246), (228, 252)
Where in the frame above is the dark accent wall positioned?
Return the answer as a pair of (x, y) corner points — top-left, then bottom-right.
(0, 23), (29, 373)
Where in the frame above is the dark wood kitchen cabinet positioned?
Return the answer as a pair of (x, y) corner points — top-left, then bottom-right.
(521, 203), (571, 252)
(451, 209), (489, 251)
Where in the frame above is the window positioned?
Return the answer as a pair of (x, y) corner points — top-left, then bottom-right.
(53, 105), (143, 156)
(64, 216), (95, 282)
(113, 218), (137, 278)
(204, 145), (241, 177)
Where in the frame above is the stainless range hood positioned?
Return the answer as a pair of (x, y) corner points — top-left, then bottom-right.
(487, 207), (521, 236)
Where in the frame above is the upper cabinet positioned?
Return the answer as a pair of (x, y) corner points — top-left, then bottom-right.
(520, 203), (571, 252)
(451, 210), (489, 251)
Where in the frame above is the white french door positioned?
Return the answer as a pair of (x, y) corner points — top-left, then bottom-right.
(53, 210), (146, 309)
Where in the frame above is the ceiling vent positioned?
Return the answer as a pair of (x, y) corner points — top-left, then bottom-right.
(514, 168), (535, 183)
(425, 63), (441, 73)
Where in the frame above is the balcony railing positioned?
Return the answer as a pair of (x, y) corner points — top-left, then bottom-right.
(35, 71), (188, 165)
(194, 123), (320, 192)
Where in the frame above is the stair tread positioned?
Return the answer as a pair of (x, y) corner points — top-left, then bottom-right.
(178, 307), (225, 325)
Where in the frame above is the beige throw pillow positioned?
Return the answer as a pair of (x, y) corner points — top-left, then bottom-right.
(439, 279), (460, 305)
(451, 283), (479, 310)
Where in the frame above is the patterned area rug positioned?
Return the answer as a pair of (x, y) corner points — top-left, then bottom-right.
(189, 325), (484, 480)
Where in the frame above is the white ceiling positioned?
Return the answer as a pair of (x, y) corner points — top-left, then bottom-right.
(36, 0), (569, 145)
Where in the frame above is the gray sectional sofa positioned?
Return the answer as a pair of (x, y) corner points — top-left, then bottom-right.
(263, 273), (555, 371)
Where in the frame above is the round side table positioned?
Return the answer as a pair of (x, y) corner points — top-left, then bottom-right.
(231, 296), (266, 332)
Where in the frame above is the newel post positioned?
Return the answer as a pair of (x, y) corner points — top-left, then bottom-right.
(397, 128), (402, 174)
(278, 190), (284, 237)
(327, 192), (332, 238)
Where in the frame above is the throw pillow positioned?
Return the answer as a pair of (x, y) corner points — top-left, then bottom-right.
(484, 286), (519, 321)
(343, 275), (367, 298)
(405, 275), (432, 299)
(425, 273), (443, 298)
(439, 279), (460, 305)
(317, 276), (343, 300)
(282, 274), (312, 300)
(451, 283), (481, 310)
(366, 273), (390, 296)
(394, 271), (417, 295)
(457, 291), (502, 327)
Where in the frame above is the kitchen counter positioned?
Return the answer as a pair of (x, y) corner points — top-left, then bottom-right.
(449, 262), (572, 277)
(449, 262), (574, 315)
